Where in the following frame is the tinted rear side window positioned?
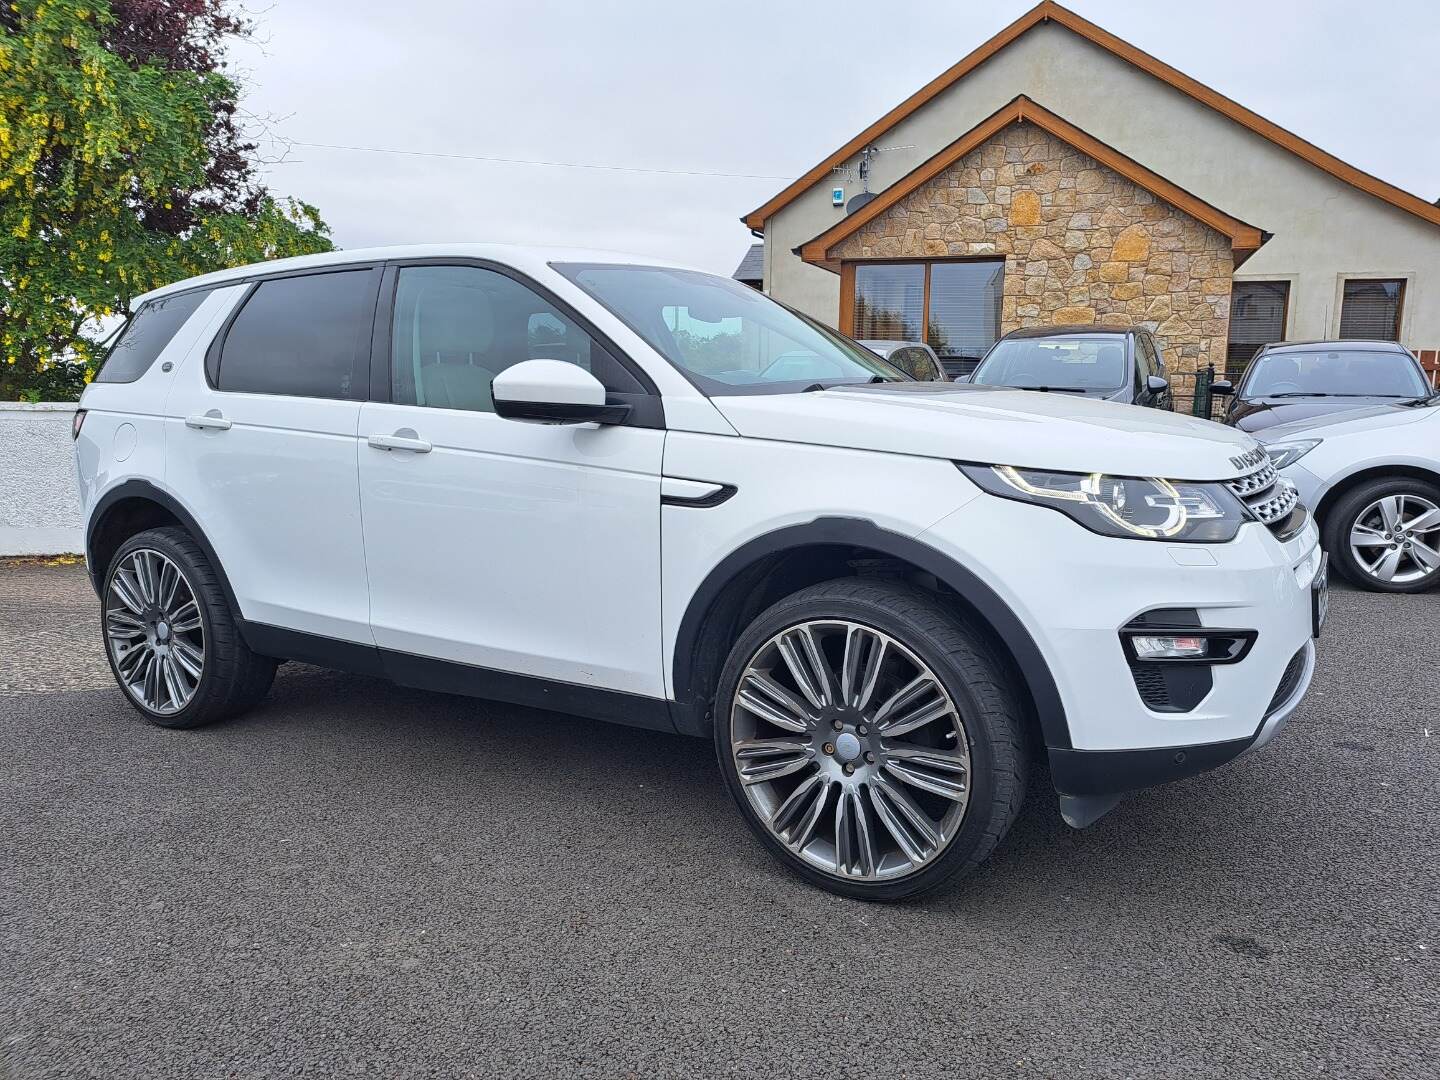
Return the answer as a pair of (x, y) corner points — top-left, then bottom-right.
(95, 290), (210, 384)
(216, 270), (378, 399)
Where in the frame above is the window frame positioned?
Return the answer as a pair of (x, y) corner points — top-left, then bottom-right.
(840, 257), (1006, 363)
(1335, 275), (1408, 343)
(1226, 279), (1292, 372)
(373, 257), (664, 429)
(204, 263), (385, 400)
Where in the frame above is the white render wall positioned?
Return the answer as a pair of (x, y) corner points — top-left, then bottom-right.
(0, 403), (84, 556)
(763, 20), (1440, 350)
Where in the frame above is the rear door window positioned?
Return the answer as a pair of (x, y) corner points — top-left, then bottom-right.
(214, 269), (379, 399)
(95, 290), (210, 383)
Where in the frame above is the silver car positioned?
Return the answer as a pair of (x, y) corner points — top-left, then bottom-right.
(856, 340), (947, 381)
(1260, 397), (1440, 592)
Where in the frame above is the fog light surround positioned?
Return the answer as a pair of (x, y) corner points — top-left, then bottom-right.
(1119, 624), (1257, 665)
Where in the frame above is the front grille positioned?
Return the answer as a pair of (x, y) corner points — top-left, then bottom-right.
(1265, 647), (1307, 716)
(1226, 459), (1301, 533)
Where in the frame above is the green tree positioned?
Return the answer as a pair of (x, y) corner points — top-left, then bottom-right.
(0, 0), (333, 400)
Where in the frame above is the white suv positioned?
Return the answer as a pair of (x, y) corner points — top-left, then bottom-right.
(74, 245), (1325, 899)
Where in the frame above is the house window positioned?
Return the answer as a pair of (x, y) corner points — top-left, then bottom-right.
(1339, 279), (1405, 341)
(851, 260), (1003, 374)
(1226, 281), (1289, 372)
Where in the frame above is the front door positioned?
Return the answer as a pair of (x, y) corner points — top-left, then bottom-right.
(357, 262), (666, 698)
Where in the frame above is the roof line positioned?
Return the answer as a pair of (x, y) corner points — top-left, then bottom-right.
(743, 1), (1440, 232)
(796, 96), (1265, 268)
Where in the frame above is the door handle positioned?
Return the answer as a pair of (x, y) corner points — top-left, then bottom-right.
(185, 411), (231, 431)
(367, 431), (432, 454)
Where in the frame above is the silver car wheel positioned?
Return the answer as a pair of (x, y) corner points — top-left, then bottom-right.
(730, 619), (972, 882)
(1349, 493), (1440, 585)
(105, 548), (205, 715)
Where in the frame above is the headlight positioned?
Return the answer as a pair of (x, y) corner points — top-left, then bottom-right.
(957, 464), (1246, 542)
(1264, 439), (1321, 470)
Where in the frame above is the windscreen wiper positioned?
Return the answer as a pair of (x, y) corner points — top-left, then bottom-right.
(1268, 391), (1335, 398)
(1018, 385), (1091, 393)
(802, 375), (896, 392)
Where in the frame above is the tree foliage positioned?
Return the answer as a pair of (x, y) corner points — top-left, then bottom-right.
(0, 0), (333, 399)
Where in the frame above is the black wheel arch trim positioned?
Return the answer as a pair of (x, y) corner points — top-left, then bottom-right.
(669, 516), (1072, 749)
(85, 480), (243, 617)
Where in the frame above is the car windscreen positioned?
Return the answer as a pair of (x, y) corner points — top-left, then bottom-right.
(1243, 349), (1429, 399)
(552, 263), (906, 394)
(971, 334), (1126, 391)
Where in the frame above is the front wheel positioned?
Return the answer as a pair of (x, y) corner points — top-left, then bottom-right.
(714, 578), (1027, 900)
(1325, 477), (1440, 593)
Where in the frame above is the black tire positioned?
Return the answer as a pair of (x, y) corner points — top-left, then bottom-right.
(102, 527), (277, 728)
(714, 578), (1028, 901)
(1324, 476), (1440, 594)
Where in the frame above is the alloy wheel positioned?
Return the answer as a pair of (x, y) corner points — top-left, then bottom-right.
(105, 548), (205, 715)
(1348, 493), (1440, 585)
(730, 619), (972, 882)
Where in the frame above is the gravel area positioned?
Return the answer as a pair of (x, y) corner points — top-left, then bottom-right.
(1, 559), (1436, 1079)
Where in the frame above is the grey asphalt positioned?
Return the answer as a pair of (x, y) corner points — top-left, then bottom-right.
(1, 561), (1436, 1079)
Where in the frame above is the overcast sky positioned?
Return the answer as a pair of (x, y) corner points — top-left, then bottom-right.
(241, 0), (1440, 276)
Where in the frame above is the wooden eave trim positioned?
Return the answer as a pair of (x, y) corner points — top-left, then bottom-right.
(798, 97), (1264, 268)
(745, 0), (1440, 232)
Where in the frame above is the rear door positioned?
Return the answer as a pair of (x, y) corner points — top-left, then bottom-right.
(357, 261), (666, 697)
(164, 266), (381, 643)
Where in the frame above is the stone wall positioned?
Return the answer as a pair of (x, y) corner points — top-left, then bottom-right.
(832, 121), (1235, 376)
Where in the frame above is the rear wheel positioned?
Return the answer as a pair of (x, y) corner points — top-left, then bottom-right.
(714, 578), (1027, 900)
(102, 527), (276, 728)
(1325, 477), (1440, 593)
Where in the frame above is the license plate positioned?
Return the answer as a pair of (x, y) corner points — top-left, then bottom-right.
(1312, 552), (1329, 638)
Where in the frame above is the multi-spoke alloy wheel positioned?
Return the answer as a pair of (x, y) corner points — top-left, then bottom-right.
(1328, 478), (1440, 594)
(106, 548), (206, 715)
(1347, 493), (1440, 586)
(731, 619), (971, 881)
(717, 579), (1026, 899)
(101, 527), (277, 728)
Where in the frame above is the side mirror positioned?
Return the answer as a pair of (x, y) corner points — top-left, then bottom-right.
(492, 360), (630, 426)
(1147, 375), (1170, 394)
(1210, 379), (1234, 396)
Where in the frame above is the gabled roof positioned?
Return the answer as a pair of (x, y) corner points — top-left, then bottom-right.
(744, 1), (1440, 232)
(797, 97), (1266, 269)
(732, 242), (764, 283)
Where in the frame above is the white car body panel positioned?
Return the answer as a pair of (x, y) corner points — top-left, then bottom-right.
(358, 400), (666, 696)
(1259, 403), (1440, 509)
(160, 285), (373, 643)
(712, 384), (1258, 479)
(659, 432), (977, 700)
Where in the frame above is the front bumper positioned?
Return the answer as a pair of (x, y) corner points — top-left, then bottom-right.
(919, 494), (1322, 818)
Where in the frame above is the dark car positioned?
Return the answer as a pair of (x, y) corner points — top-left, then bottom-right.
(964, 324), (1173, 410)
(1215, 340), (1434, 433)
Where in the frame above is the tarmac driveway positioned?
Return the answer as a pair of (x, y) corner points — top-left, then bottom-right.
(0, 560), (1435, 1079)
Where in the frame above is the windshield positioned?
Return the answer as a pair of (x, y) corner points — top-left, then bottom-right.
(971, 334), (1127, 391)
(554, 263), (906, 394)
(1243, 349), (1428, 399)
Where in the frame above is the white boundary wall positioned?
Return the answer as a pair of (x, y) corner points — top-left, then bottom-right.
(0, 403), (84, 556)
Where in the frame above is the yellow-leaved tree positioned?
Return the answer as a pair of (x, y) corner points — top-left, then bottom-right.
(0, 0), (334, 399)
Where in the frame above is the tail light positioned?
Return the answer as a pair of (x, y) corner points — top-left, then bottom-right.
(72, 409), (87, 440)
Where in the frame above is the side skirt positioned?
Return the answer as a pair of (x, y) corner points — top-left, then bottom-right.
(237, 620), (676, 734)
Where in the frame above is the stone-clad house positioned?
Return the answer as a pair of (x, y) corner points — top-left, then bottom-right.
(743, 2), (1440, 394)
